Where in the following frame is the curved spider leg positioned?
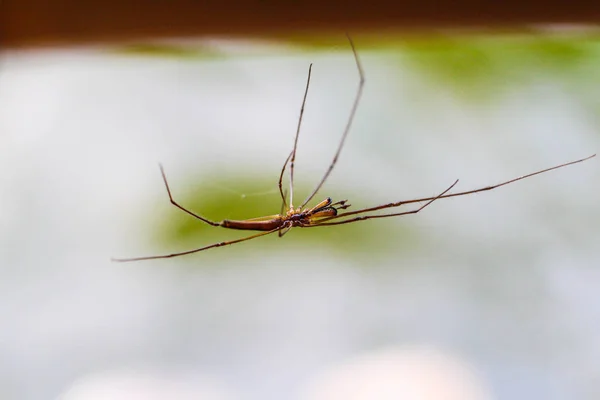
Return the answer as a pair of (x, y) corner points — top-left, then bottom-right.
(278, 189), (291, 237)
(300, 33), (365, 209)
(316, 154), (596, 224)
(277, 151), (293, 211)
(159, 163), (222, 227)
(305, 179), (459, 227)
(288, 63), (313, 209)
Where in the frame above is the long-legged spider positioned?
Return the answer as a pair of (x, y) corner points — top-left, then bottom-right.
(112, 35), (595, 262)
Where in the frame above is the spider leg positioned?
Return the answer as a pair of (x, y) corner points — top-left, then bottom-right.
(305, 179), (459, 227)
(280, 188), (289, 215)
(288, 63), (313, 208)
(111, 228), (280, 262)
(159, 164), (222, 227)
(278, 189), (291, 237)
(316, 154), (596, 223)
(278, 151), (293, 210)
(301, 33), (365, 209)
(278, 225), (293, 238)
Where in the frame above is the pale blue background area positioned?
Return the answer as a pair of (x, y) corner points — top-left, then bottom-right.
(0, 36), (599, 399)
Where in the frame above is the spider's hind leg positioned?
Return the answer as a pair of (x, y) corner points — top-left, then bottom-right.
(159, 164), (223, 227)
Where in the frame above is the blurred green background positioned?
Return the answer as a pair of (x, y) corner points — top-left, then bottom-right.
(1, 32), (598, 400)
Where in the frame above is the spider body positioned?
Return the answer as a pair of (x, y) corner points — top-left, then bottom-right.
(220, 197), (349, 231)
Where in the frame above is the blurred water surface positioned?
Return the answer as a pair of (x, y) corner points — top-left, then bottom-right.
(0, 33), (599, 399)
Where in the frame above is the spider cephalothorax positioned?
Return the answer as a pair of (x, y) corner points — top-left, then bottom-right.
(286, 197), (351, 228)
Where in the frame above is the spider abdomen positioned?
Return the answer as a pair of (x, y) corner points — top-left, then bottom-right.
(221, 218), (283, 231)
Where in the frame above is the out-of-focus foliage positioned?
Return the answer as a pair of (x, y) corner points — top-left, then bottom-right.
(400, 34), (600, 99)
(115, 33), (600, 98)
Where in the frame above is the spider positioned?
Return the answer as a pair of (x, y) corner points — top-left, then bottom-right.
(112, 34), (595, 262)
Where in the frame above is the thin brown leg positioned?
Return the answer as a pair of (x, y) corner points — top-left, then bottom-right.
(306, 179), (458, 227)
(278, 225), (293, 238)
(278, 151), (293, 210)
(278, 189), (290, 237)
(300, 33), (365, 209)
(159, 164), (222, 227)
(111, 228), (280, 262)
(288, 63), (313, 208)
(317, 154), (596, 223)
